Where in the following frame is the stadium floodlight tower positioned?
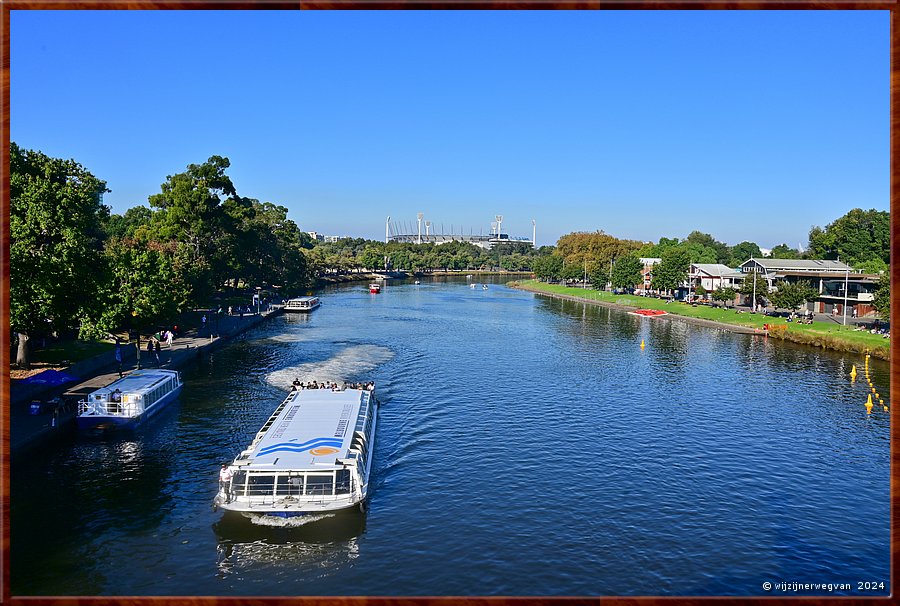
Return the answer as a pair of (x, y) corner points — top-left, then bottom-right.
(417, 212), (424, 244)
(532, 219), (536, 245)
(385, 216), (390, 243)
(491, 222), (498, 237)
(495, 215), (503, 237)
(425, 221), (431, 236)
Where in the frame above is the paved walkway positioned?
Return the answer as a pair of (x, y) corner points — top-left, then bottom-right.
(10, 308), (282, 455)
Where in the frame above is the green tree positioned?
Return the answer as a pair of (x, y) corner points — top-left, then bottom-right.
(738, 271), (769, 308)
(610, 254), (643, 290)
(10, 143), (110, 368)
(81, 237), (193, 340)
(808, 208), (889, 266)
(768, 243), (800, 259)
(589, 265), (608, 290)
(769, 280), (819, 312)
(148, 156), (239, 300)
(872, 274), (890, 319)
(651, 248), (690, 293)
(729, 241), (763, 266)
(712, 286), (738, 308)
(533, 255), (563, 281)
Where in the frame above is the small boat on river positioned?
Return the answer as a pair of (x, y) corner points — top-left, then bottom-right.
(369, 284), (381, 294)
(77, 369), (183, 430)
(215, 382), (378, 520)
(284, 296), (320, 313)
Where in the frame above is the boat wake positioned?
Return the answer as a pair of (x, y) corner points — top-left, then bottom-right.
(266, 344), (394, 389)
(250, 513), (336, 527)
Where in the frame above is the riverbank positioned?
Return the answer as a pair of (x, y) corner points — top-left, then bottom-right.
(10, 307), (284, 455)
(509, 280), (890, 360)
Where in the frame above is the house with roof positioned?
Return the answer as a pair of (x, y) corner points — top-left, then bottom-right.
(689, 263), (744, 293)
(738, 258), (880, 316)
(637, 258), (661, 294)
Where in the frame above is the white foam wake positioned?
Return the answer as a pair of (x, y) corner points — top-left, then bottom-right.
(266, 344), (394, 390)
(249, 512), (336, 527)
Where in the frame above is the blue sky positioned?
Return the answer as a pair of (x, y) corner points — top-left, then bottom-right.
(12, 10), (888, 248)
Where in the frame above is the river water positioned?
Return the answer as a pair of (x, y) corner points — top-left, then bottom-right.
(10, 278), (890, 596)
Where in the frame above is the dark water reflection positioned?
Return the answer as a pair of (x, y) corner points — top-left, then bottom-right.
(10, 278), (890, 596)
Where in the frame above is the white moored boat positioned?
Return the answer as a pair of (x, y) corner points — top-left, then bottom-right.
(215, 382), (378, 520)
(284, 296), (320, 312)
(77, 369), (183, 431)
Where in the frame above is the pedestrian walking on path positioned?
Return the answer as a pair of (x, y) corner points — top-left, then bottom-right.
(201, 314), (207, 335)
(114, 340), (123, 377)
(154, 340), (161, 366)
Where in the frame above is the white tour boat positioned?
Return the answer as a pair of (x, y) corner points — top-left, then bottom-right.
(77, 368), (183, 430)
(215, 383), (378, 520)
(284, 296), (321, 312)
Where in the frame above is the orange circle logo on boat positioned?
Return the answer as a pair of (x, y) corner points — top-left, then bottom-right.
(309, 446), (339, 455)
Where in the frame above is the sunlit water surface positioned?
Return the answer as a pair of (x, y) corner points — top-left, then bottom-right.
(11, 278), (890, 596)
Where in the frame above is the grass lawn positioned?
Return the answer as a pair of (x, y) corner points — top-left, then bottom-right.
(513, 280), (890, 359)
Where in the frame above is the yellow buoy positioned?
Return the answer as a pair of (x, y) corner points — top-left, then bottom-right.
(865, 394), (873, 413)
(850, 365), (857, 380)
(640, 339), (645, 350)
(884, 406), (889, 412)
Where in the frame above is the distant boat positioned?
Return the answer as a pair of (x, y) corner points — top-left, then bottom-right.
(482, 284), (488, 290)
(77, 369), (182, 431)
(284, 296), (320, 313)
(414, 280), (420, 285)
(469, 283), (477, 289)
(369, 284), (381, 294)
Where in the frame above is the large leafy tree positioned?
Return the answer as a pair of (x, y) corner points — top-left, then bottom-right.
(10, 143), (110, 368)
(148, 156), (238, 300)
(610, 254), (643, 289)
(769, 280), (819, 312)
(768, 243), (800, 259)
(533, 255), (563, 281)
(686, 231), (731, 264)
(808, 208), (889, 266)
(650, 247), (690, 293)
(729, 241), (763, 266)
(712, 286), (738, 308)
(81, 237), (193, 340)
(872, 274), (890, 319)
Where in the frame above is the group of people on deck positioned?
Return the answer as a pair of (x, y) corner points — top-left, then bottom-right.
(291, 378), (374, 391)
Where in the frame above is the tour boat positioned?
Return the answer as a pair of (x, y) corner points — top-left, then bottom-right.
(77, 369), (183, 430)
(369, 284), (381, 294)
(284, 296), (321, 313)
(215, 383), (378, 520)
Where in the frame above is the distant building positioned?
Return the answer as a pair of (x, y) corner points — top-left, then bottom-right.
(306, 231), (325, 242)
(638, 258), (661, 293)
(689, 263), (744, 292)
(738, 258), (880, 316)
(324, 235), (342, 243)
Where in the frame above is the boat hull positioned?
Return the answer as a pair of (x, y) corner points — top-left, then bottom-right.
(76, 384), (182, 431)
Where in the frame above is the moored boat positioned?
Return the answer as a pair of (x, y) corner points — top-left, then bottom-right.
(369, 284), (381, 293)
(77, 369), (183, 430)
(215, 382), (378, 520)
(284, 296), (321, 312)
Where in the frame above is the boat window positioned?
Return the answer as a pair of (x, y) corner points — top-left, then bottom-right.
(247, 474), (276, 496)
(232, 471), (247, 496)
(306, 474), (333, 496)
(335, 470), (351, 494)
(276, 475), (304, 496)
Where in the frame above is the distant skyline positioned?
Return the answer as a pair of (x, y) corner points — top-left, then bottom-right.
(12, 10), (888, 248)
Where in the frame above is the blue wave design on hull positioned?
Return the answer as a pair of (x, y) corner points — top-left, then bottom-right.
(258, 437), (343, 457)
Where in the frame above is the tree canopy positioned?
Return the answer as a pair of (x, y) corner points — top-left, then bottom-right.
(10, 143), (110, 367)
(807, 208), (889, 266)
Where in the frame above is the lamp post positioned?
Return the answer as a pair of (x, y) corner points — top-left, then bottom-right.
(131, 310), (141, 370)
(842, 268), (849, 326)
(256, 286), (262, 316)
(583, 257), (588, 289)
